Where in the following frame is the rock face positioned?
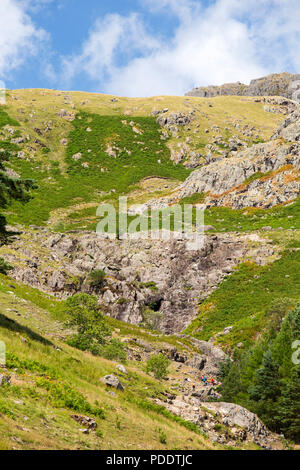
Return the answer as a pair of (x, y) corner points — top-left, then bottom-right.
(156, 111), (192, 128)
(125, 335), (229, 377)
(186, 337), (228, 375)
(140, 103), (300, 211)
(157, 395), (278, 448)
(4, 229), (275, 334)
(179, 139), (300, 209)
(203, 402), (269, 442)
(186, 73), (300, 103)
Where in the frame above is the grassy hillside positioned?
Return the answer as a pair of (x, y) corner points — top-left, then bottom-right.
(1, 89), (283, 231)
(0, 274), (223, 451)
(0, 89), (299, 449)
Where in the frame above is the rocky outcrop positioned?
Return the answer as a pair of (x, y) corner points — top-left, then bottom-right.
(203, 402), (270, 441)
(124, 334), (229, 377)
(156, 111), (192, 128)
(139, 104), (300, 211)
(185, 337), (228, 375)
(186, 73), (300, 103)
(157, 395), (279, 449)
(70, 415), (98, 431)
(273, 108), (300, 141)
(2, 229), (276, 334)
(177, 140), (300, 198)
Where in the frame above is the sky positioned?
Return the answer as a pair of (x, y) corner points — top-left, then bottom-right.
(0, 0), (300, 97)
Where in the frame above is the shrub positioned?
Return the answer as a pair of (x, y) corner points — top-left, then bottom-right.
(65, 293), (111, 354)
(146, 354), (170, 380)
(89, 269), (106, 288)
(116, 417), (122, 430)
(141, 309), (162, 331)
(157, 428), (167, 444)
(140, 281), (158, 292)
(101, 339), (127, 363)
(0, 257), (13, 275)
(37, 378), (105, 418)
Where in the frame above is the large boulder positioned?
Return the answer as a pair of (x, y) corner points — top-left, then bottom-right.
(100, 374), (124, 391)
(203, 402), (269, 443)
(157, 395), (278, 448)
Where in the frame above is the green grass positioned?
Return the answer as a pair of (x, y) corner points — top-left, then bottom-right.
(0, 274), (66, 322)
(0, 275), (220, 450)
(6, 113), (190, 228)
(95, 194), (300, 236)
(185, 246), (300, 350)
(0, 108), (19, 128)
(199, 198), (300, 232)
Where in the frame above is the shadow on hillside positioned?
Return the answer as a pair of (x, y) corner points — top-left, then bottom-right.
(0, 313), (53, 346)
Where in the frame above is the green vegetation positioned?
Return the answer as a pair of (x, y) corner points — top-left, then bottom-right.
(65, 293), (111, 354)
(140, 281), (158, 291)
(146, 354), (170, 380)
(194, 197), (300, 232)
(0, 108), (19, 128)
(100, 338), (127, 364)
(7, 112), (190, 229)
(217, 301), (300, 442)
(89, 269), (106, 288)
(0, 149), (36, 239)
(278, 365), (300, 441)
(141, 308), (163, 331)
(185, 248), (300, 349)
(65, 293), (132, 363)
(157, 428), (167, 445)
(0, 257), (12, 275)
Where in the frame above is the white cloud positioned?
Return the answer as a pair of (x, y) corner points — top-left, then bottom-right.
(0, 0), (48, 80)
(60, 12), (161, 88)
(60, 0), (300, 97)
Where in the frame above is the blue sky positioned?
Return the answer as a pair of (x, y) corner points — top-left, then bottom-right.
(1, 0), (300, 96)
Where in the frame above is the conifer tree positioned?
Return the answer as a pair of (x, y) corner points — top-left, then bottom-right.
(249, 350), (280, 401)
(278, 366), (300, 442)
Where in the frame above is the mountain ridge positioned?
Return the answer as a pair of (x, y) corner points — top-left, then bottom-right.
(185, 72), (300, 103)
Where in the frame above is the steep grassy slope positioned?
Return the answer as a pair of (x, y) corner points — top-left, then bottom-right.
(0, 274), (222, 451)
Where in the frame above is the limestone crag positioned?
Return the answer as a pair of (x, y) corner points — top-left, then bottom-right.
(156, 396), (280, 449)
(186, 73), (300, 103)
(1, 229), (276, 334)
(139, 103), (300, 211)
